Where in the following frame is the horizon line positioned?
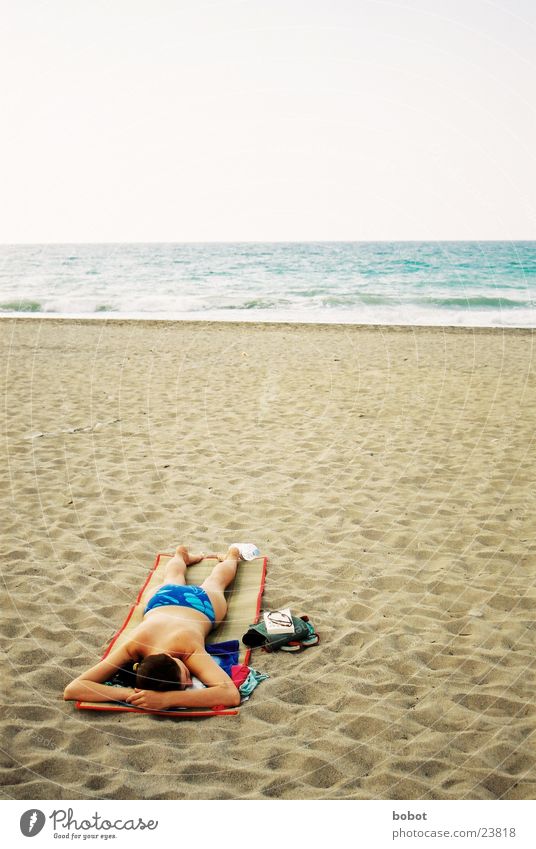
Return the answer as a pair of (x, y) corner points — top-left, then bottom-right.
(1, 238), (536, 247)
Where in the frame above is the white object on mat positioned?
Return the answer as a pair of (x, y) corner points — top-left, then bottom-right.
(263, 608), (294, 635)
(231, 543), (260, 561)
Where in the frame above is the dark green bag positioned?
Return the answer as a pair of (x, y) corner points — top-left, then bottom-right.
(242, 613), (319, 653)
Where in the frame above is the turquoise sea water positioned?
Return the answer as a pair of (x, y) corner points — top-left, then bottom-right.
(0, 242), (535, 327)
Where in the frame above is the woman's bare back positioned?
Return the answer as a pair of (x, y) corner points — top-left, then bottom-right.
(128, 606), (210, 660)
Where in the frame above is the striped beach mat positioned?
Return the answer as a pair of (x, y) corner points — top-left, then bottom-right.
(76, 552), (267, 718)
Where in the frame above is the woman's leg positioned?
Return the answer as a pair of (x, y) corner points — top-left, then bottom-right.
(201, 546), (241, 622)
(161, 545), (205, 585)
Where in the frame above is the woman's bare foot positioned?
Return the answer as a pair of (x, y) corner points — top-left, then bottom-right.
(214, 546), (241, 562)
(176, 545), (205, 565)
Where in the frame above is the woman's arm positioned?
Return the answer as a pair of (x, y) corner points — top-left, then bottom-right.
(64, 680), (135, 703)
(63, 642), (136, 703)
(125, 683), (240, 710)
(125, 650), (240, 710)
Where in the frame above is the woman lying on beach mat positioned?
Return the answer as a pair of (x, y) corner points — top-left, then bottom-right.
(63, 545), (244, 711)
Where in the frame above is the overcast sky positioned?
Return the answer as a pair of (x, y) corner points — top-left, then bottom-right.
(1, 0), (535, 242)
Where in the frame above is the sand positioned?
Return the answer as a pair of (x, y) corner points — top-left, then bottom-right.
(1, 317), (535, 800)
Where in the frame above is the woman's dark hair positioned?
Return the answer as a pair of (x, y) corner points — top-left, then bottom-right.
(135, 653), (183, 691)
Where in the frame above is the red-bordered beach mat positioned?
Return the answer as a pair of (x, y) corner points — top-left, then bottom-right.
(76, 552), (267, 718)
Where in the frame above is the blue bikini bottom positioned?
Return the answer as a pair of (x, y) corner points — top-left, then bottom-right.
(144, 584), (216, 625)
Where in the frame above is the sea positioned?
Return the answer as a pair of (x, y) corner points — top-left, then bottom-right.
(1, 241), (535, 328)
